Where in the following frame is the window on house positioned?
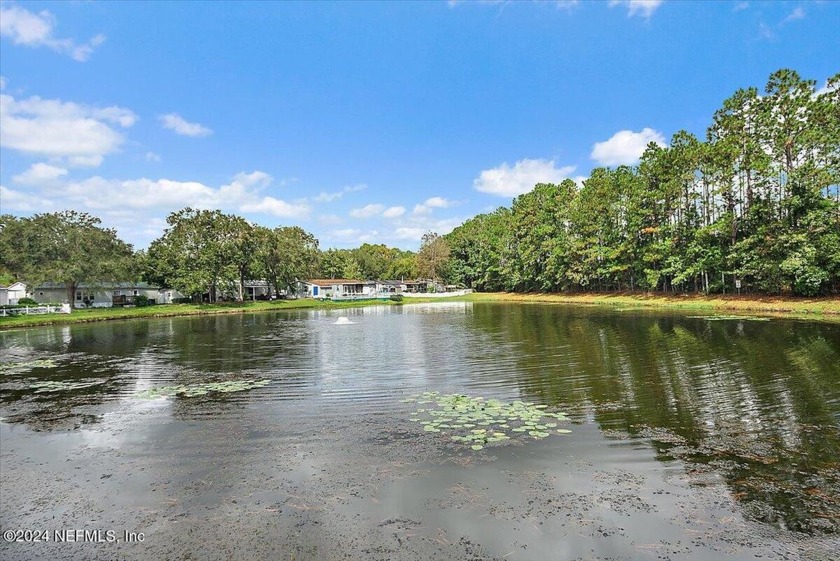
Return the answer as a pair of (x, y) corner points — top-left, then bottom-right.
(76, 291), (82, 300)
(133, 290), (139, 296)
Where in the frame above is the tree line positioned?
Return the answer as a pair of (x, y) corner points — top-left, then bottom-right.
(446, 69), (840, 296)
(0, 209), (448, 306)
(2, 69), (836, 303)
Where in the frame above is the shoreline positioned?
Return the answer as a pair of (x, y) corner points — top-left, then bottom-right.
(466, 291), (840, 319)
(2, 291), (839, 330)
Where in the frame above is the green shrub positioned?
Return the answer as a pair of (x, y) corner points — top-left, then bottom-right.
(17, 297), (38, 305)
(134, 295), (151, 307)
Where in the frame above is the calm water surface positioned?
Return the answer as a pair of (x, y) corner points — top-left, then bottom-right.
(1, 303), (838, 560)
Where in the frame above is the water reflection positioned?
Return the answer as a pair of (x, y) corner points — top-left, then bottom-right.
(1, 303), (839, 534)
(467, 304), (840, 532)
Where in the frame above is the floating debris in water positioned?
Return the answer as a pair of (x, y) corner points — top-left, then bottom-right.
(29, 380), (104, 393)
(135, 379), (271, 399)
(0, 359), (58, 374)
(403, 392), (570, 451)
(688, 315), (771, 321)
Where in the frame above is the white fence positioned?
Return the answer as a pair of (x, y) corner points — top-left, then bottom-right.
(0, 304), (72, 317)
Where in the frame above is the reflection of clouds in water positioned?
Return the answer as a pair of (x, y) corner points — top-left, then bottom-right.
(394, 302), (472, 314)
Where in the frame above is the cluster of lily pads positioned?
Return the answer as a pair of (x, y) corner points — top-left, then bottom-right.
(688, 315), (771, 321)
(402, 392), (571, 451)
(29, 380), (104, 393)
(135, 379), (271, 399)
(0, 359), (58, 374)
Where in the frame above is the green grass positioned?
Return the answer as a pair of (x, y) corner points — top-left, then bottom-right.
(3, 290), (838, 330)
(0, 296), (464, 330)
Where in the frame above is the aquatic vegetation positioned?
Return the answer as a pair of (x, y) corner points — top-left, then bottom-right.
(403, 392), (570, 451)
(688, 315), (771, 321)
(135, 379), (271, 399)
(29, 380), (104, 392)
(0, 359), (58, 374)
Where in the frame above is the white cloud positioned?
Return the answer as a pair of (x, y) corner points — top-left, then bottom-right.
(394, 227), (427, 240)
(5, 170), (307, 217)
(240, 197), (309, 218)
(1, 170), (310, 246)
(349, 203), (386, 218)
(0, 185), (53, 212)
(782, 7), (805, 24)
(609, 0), (663, 18)
(0, 76), (5, 90)
(313, 183), (367, 203)
(412, 197), (455, 215)
(473, 158), (576, 197)
(12, 163), (68, 185)
(424, 196), (454, 208)
(145, 151), (162, 163)
(159, 113), (213, 137)
(734, 2), (749, 12)
(391, 216), (464, 242)
(0, 90), (136, 166)
(590, 127), (666, 166)
(382, 206), (406, 218)
(0, 4), (105, 61)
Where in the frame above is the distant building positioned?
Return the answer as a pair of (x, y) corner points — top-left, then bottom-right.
(303, 279), (378, 299)
(0, 282), (27, 305)
(30, 282), (181, 307)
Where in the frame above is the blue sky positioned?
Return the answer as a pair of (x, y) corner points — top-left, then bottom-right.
(1, 0), (838, 250)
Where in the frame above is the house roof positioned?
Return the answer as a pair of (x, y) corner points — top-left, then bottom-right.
(35, 282), (160, 290)
(306, 279), (366, 287)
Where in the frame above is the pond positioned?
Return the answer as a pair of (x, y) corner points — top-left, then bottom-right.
(1, 302), (839, 560)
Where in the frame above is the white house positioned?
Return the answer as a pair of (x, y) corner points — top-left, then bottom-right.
(30, 282), (177, 307)
(0, 282), (27, 305)
(303, 279), (379, 300)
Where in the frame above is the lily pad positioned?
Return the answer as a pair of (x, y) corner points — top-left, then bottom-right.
(136, 379), (271, 399)
(405, 392), (571, 452)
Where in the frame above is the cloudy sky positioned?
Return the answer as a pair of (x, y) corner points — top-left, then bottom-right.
(1, 1), (837, 250)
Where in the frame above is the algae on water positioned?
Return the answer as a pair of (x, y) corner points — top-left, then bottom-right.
(29, 380), (104, 392)
(403, 392), (571, 451)
(1, 359), (58, 374)
(136, 379), (271, 399)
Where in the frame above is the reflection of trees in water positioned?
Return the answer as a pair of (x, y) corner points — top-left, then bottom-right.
(0, 312), (314, 431)
(466, 303), (840, 533)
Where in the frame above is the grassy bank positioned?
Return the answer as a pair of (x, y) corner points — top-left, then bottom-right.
(0, 298), (414, 330)
(464, 291), (840, 320)
(2, 291), (839, 330)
